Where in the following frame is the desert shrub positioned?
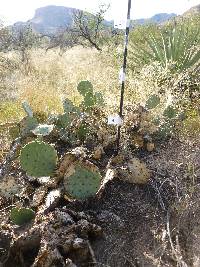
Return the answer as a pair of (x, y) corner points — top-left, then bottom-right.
(129, 20), (200, 73)
(180, 108), (200, 139)
(0, 55), (20, 101)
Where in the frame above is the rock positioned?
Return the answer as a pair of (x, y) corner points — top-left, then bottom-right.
(72, 238), (85, 249)
(44, 189), (62, 213)
(54, 209), (74, 225)
(93, 146), (104, 160)
(31, 186), (48, 207)
(118, 157), (151, 184)
(0, 176), (24, 199)
(146, 142), (155, 152)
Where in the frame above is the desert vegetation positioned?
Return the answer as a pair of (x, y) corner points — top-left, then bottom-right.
(0, 4), (200, 267)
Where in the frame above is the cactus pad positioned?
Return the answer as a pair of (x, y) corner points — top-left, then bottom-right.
(19, 117), (38, 137)
(156, 121), (174, 139)
(63, 99), (80, 114)
(118, 157), (150, 184)
(22, 101), (33, 117)
(76, 122), (90, 141)
(32, 124), (54, 136)
(77, 80), (93, 96)
(145, 94), (160, 109)
(57, 113), (72, 129)
(64, 161), (102, 199)
(94, 92), (104, 106)
(163, 106), (177, 119)
(126, 157), (150, 184)
(83, 92), (96, 109)
(20, 141), (57, 177)
(10, 207), (35, 225)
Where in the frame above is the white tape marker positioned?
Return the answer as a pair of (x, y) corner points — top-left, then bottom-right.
(126, 19), (130, 28)
(114, 19), (126, 29)
(119, 68), (125, 82)
(108, 115), (123, 126)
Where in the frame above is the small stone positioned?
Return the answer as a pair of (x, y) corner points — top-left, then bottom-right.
(72, 238), (85, 249)
(146, 142), (155, 152)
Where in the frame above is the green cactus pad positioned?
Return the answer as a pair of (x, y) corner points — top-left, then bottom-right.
(156, 122), (174, 140)
(163, 106), (178, 119)
(94, 92), (104, 106)
(64, 162), (101, 199)
(83, 92), (95, 109)
(77, 122), (90, 141)
(63, 99), (80, 114)
(20, 141), (57, 177)
(10, 207), (35, 225)
(77, 80), (93, 96)
(22, 101), (33, 117)
(145, 94), (160, 109)
(32, 124), (54, 136)
(20, 117), (38, 137)
(57, 113), (72, 129)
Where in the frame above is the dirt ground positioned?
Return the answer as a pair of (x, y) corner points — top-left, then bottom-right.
(0, 138), (200, 267)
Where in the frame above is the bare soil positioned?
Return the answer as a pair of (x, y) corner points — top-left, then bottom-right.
(0, 138), (200, 267)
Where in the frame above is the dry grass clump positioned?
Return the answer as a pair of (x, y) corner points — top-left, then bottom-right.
(0, 47), (121, 123)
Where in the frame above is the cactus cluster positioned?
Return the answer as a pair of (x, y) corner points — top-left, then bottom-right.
(144, 94), (180, 140)
(19, 116), (38, 137)
(77, 80), (104, 111)
(20, 140), (57, 177)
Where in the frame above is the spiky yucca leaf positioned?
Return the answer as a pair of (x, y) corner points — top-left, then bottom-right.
(130, 25), (200, 72)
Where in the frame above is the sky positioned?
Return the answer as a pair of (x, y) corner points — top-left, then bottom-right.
(0, 0), (200, 25)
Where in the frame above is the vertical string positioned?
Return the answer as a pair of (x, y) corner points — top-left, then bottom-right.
(116, 0), (132, 153)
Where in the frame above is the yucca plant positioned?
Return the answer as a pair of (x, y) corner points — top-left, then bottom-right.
(131, 24), (200, 72)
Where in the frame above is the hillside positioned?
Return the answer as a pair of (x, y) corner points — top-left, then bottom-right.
(183, 3), (200, 16)
(13, 5), (79, 35)
(12, 5), (177, 35)
(133, 13), (176, 25)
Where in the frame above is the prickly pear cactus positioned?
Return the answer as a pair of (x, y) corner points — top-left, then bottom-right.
(163, 106), (177, 119)
(22, 101), (33, 117)
(156, 121), (174, 140)
(57, 113), (72, 129)
(63, 99), (80, 114)
(64, 161), (102, 200)
(77, 80), (104, 111)
(145, 94), (160, 109)
(118, 157), (150, 184)
(32, 124), (54, 136)
(94, 92), (104, 106)
(10, 207), (35, 225)
(57, 99), (79, 129)
(19, 117), (38, 137)
(20, 141), (57, 177)
(77, 80), (93, 96)
(76, 122), (90, 141)
(83, 92), (95, 110)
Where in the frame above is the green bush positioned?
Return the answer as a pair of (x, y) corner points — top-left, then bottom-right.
(130, 21), (200, 72)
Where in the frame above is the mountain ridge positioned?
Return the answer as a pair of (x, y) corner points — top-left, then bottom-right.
(12, 5), (180, 35)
